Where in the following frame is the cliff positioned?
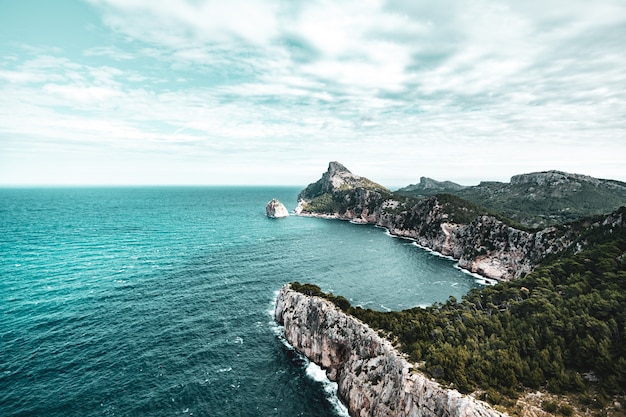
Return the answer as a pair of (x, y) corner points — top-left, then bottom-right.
(296, 162), (589, 281)
(275, 285), (507, 417)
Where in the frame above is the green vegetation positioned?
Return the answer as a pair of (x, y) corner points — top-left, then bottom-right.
(302, 193), (345, 213)
(435, 193), (492, 224)
(303, 187), (393, 215)
(386, 193), (536, 233)
(398, 173), (626, 228)
(290, 282), (350, 312)
(291, 216), (626, 412)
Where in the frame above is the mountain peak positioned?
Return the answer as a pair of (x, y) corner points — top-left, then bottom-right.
(297, 161), (389, 205)
(327, 161), (351, 175)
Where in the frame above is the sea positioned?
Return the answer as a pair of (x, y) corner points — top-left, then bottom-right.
(0, 187), (486, 417)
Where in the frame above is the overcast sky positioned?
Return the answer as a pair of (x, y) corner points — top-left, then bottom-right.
(1, 0), (625, 187)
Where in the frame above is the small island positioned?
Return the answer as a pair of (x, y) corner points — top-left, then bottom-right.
(266, 198), (289, 218)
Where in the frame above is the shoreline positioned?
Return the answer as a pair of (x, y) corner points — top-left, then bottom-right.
(297, 211), (502, 285)
(275, 285), (507, 417)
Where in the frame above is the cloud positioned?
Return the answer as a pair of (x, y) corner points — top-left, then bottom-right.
(88, 0), (281, 46)
(1, 0), (626, 185)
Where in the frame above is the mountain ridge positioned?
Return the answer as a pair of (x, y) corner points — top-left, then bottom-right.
(295, 162), (625, 281)
(397, 170), (626, 228)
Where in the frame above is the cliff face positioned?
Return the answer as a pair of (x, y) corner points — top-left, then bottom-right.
(275, 285), (507, 417)
(296, 162), (586, 281)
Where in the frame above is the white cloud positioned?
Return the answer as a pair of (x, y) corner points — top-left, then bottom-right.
(1, 0), (626, 185)
(88, 0), (281, 46)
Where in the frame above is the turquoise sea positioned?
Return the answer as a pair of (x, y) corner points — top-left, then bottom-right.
(0, 187), (484, 416)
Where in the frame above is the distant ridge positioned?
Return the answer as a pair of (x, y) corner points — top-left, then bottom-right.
(398, 170), (626, 228)
(397, 177), (466, 197)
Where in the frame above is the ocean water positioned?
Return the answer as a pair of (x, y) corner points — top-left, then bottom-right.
(0, 187), (484, 416)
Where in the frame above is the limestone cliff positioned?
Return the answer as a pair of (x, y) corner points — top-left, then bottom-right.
(296, 163), (600, 281)
(275, 285), (507, 417)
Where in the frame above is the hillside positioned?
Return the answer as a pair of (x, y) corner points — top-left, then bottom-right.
(288, 162), (626, 416)
(397, 170), (626, 228)
(292, 207), (626, 415)
(296, 162), (597, 281)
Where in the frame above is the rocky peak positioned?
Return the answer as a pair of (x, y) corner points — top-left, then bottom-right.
(298, 161), (388, 203)
(510, 170), (599, 187)
(320, 161), (358, 192)
(327, 161), (351, 176)
(399, 177), (466, 195)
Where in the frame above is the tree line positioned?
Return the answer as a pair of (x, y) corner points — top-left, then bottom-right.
(291, 218), (626, 411)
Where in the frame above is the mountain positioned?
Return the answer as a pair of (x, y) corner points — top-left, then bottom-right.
(296, 162), (625, 281)
(295, 161), (392, 221)
(397, 177), (467, 197)
(289, 162), (626, 415)
(398, 170), (626, 228)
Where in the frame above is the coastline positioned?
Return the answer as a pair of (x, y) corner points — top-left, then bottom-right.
(275, 285), (508, 417)
(297, 211), (501, 284)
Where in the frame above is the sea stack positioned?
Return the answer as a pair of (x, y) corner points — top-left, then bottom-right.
(266, 198), (289, 218)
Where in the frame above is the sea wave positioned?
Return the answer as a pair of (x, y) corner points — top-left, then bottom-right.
(268, 294), (349, 417)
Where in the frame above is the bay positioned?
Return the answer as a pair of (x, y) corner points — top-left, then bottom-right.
(0, 187), (483, 416)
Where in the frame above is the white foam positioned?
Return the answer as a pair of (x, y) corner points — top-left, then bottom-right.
(305, 361), (328, 382)
(305, 362), (350, 417)
(269, 290), (349, 416)
(411, 242), (456, 260)
(452, 264), (498, 285)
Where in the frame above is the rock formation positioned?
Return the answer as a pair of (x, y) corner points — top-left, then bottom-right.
(295, 162), (618, 281)
(275, 285), (507, 417)
(266, 198), (289, 218)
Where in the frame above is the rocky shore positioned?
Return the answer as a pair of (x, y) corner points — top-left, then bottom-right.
(294, 162), (590, 281)
(275, 285), (507, 417)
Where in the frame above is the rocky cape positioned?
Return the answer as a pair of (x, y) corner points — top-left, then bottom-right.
(296, 162), (622, 281)
(275, 285), (507, 417)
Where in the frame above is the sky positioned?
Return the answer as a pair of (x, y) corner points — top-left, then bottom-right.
(0, 0), (625, 187)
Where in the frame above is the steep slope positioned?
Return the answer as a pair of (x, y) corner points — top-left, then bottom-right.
(275, 285), (507, 417)
(296, 161), (392, 222)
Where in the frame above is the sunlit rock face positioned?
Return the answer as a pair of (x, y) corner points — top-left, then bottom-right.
(266, 198), (289, 218)
(274, 285), (507, 417)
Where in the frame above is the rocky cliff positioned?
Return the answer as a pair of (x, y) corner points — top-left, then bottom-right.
(296, 162), (601, 281)
(275, 285), (507, 417)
